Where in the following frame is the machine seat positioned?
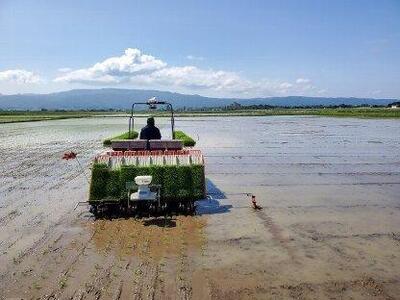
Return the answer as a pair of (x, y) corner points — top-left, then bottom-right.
(111, 139), (183, 151)
(149, 140), (183, 150)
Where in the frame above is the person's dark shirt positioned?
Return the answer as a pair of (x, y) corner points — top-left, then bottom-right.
(140, 125), (161, 140)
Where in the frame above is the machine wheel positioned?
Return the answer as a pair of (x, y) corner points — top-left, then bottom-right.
(90, 205), (98, 216)
(184, 201), (195, 215)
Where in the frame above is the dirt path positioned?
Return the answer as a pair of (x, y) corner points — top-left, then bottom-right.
(1, 117), (400, 299)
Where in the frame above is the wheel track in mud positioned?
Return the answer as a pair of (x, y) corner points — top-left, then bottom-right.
(0, 142), (94, 198)
(254, 209), (299, 263)
(0, 157), (86, 215)
(129, 227), (161, 300)
(0, 206), (70, 263)
(0, 209), (22, 226)
(131, 261), (159, 300)
(109, 259), (134, 300)
(0, 145), (91, 277)
(0, 213), (93, 299)
(87, 216), (208, 300)
(46, 228), (99, 299)
(175, 223), (192, 300)
(175, 216), (210, 300)
(0, 208), (80, 281)
(67, 255), (116, 300)
(53, 218), (165, 300)
(278, 276), (399, 300)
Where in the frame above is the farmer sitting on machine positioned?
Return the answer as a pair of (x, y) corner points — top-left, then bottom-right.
(140, 117), (161, 140)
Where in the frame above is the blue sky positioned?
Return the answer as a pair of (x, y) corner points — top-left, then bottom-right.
(0, 0), (399, 98)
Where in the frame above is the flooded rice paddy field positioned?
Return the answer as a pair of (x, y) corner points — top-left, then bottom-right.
(0, 116), (399, 299)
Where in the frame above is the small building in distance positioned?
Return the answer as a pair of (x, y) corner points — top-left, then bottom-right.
(388, 101), (400, 109)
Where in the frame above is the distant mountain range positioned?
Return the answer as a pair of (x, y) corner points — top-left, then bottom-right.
(0, 88), (396, 110)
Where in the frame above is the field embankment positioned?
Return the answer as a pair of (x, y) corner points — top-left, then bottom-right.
(1, 107), (400, 124)
(0, 111), (120, 123)
(176, 107), (400, 118)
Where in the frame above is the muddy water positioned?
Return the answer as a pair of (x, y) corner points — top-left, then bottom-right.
(0, 116), (400, 299)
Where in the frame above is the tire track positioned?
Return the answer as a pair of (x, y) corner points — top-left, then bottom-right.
(255, 210), (299, 263)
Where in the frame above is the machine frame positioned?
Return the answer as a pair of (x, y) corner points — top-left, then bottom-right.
(128, 97), (176, 140)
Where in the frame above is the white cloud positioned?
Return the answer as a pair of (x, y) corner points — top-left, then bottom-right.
(54, 48), (321, 97)
(55, 48), (166, 84)
(294, 78), (319, 94)
(296, 78), (311, 84)
(141, 66), (253, 92)
(0, 69), (42, 84)
(279, 82), (293, 89)
(186, 55), (204, 61)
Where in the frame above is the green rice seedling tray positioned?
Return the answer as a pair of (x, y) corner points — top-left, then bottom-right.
(89, 163), (205, 203)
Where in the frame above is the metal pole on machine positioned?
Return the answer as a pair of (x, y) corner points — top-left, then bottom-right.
(129, 98), (175, 139)
(129, 103), (136, 139)
(129, 101), (150, 139)
(168, 103), (175, 139)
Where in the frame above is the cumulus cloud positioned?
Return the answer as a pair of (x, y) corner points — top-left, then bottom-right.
(0, 69), (42, 84)
(54, 48), (320, 97)
(294, 77), (319, 94)
(296, 78), (311, 84)
(142, 66), (252, 92)
(55, 48), (166, 84)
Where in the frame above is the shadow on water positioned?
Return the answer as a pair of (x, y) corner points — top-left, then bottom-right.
(195, 179), (232, 215)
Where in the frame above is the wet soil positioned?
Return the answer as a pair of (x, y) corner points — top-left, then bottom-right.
(0, 116), (399, 299)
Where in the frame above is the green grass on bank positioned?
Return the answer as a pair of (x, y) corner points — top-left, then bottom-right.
(1, 107), (400, 124)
